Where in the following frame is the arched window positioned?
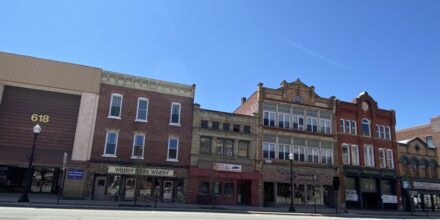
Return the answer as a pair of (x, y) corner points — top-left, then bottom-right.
(361, 118), (371, 137)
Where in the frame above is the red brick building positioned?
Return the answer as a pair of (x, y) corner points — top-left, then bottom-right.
(336, 92), (400, 210)
(87, 71), (195, 203)
(187, 105), (259, 206)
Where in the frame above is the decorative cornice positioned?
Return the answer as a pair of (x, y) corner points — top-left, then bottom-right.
(101, 70), (195, 98)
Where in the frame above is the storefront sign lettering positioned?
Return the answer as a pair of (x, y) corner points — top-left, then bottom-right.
(213, 162), (242, 172)
(381, 195), (397, 204)
(67, 169), (84, 180)
(413, 181), (440, 190)
(281, 173), (332, 185)
(108, 166), (174, 177)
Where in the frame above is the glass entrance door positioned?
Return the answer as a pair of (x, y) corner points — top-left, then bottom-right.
(163, 180), (173, 201)
(124, 178), (136, 200)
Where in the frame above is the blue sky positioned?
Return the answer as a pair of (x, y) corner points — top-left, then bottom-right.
(1, 0), (439, 129)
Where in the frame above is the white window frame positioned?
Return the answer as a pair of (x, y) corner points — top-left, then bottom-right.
(379, 148), (386, 168)
(361, 118), (371, 137)
(351, 121), (357, 135)
(108, 93), (123, 119)
(385, 126), (391, 140)
(278, 144), (291, 160)
(264, 111), (276, 127)
(364, 144), (375, 167)
(131, 134), (145, 159)
(376, 124), (381, 138)
(307, 117), (318, 132)
(167, 137), (179, 162)
(321, 148), (333, 165)
(278, 113), (290, 129)
(351, 145), (359, 165)
(320, 119), (331, 134)
(293, 115), (304, 130)
(340, 119), (345, 133)
(135, 97), (149, 122)
(386, 149), (394, 169)
(169, 102), (181, 126)
(345, 120), (351, 134)
(263, 142), (276, 159)
(103, 131), (118, 157)
(312, 147), (319, 163)
(381, 125), (386, 139)
(342, 144), (350, 165)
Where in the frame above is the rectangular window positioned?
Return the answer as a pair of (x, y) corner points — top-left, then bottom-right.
(217, 138), (233, 157)
(233, 124), (240, 132)
(104, 131), (118, 156)
(385, 126), (391, 140)
(224, 183), (234, 196)
(214, 182), (222, 195)
(376, 124), (381, 138)
(351, 121), (357, 135)
(238, 141), (249, 158)
(386, 149), (394, 169)
(379, 148), (386, 168)
(170, 102), (181, 125)
(321, 148), (333, 165)
(108, 93), (123, 118)
(340, 119), (345, 133)
(131, 134), (145, 158)
(278, 144), (290, 160)
(278, 113), (290, 128)
(299, 146), (305, 161)
(200, 137), (212, 154)
(223, 123), (230, 131)
(136, 98), (148, 121)
(312, 148), (319, 163)
(345, 120), (351, 134)
(342, 144), (350, 165)
(293, 115), (304, 130)
(201, 120), (209, 128)
(167, 137), (179, 161)
(263, 111), (276, 127)
(307, 117), (318, 132)
(243, 125), (251, 134)
(263, 143), (275, 159)
(212, 122), (219, 130)
(381, 125), (386, 139)
(364, 145), (374, 167)
(306, 147), (313, 163)
(351, 145), (359, 165)
(320, 119), (331, 134)
(198, 182), (209, 195)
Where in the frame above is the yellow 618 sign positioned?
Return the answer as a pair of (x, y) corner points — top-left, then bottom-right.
(31, 114), (50, 123)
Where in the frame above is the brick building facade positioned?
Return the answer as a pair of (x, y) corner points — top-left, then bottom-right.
(85, 71), (195, 203)
(235, 79), (338, 208)
(336, 92), (400, 210)
(188, 104), (259, 206)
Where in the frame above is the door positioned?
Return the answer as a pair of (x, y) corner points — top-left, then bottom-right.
(124, 178), (136, 200)
(163, 180), (174, 201)
(94, 176), (106, 200)
(238, 181), (251, 205)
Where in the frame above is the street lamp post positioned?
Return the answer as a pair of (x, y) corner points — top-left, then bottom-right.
(289, 153), (296, 212)
(18, 124), (41, 202)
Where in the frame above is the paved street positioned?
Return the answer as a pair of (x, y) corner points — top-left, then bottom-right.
(0, 207), (434, 220)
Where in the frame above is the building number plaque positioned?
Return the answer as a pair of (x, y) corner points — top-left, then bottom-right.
(31, 114), (50, 123)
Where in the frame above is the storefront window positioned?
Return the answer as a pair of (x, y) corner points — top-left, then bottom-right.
(294, 184), (305, 205)
(107, 175), (121, 196)
(345, 177), (358, 202)
(425, 194), (432, 209)
(214, 182), (222, 195)
(276, 183), (291, 205)
(380, 180), (392, 194)
(224, 183), (234, 196)
(199, 181), (209, 195)
(138, 177), (153, 198)
(176, 180), (184, 202)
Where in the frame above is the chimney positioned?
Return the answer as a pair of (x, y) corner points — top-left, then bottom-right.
(241, 97), (247, 104)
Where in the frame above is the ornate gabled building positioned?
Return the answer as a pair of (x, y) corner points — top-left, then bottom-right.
(336, 92), (399, 210)
(235, 79), (338, 207)
(398, 137), (440, 212)
(188, 104), (259, 206)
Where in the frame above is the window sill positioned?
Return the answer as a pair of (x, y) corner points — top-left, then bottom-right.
(131, 156), (144, 160)
(102, 154), (117, 158)
(169, 123), (181, 127)
(166, 159), (179, 162)
(107, 116), (121, 120)
(135, 119), (148, 123)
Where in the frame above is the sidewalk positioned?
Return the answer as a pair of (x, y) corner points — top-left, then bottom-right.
(0, 193), (439, 218)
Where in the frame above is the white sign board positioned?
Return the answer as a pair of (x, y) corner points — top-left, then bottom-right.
(213, 162), (242, 172)
(108, 166), (174, 177)
(345, 190), (359, 201)
(382, 195), (397, 204)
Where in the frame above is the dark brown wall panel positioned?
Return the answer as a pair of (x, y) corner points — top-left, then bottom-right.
(0, 86), (81, 167)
